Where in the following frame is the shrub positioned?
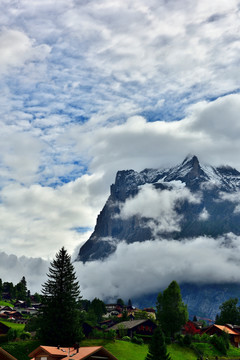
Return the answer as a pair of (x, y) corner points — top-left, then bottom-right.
(201, 333), (211, 343)
(90, 329), (104, 339)
(192, 334), (201, 342)
(135, 334), (153, 343)
(210, 334), (227, 355)
(183, 333), (192, 346)
(131, 336), (143, 345)
(103, 330), (116, 340)
(122, 336), (131, 341)
(117, 323), (127, 338)
(7, 328), (17, 341)
(20, 332), (31, 340)
(176, 334), (184, 346)
(221, 331), (229, 349)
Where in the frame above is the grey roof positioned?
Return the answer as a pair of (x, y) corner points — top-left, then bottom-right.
(107, 319), (150, 331)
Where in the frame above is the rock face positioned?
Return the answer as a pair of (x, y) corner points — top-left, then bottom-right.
(77, 155), (240, 262)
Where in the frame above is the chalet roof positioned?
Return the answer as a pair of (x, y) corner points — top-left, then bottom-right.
(205, 324), (240, 336)
(0, 347), (17, 360)
(215, 325), (240, 335)
(29, 345), (118, 360)
(108, 319), (152, 331)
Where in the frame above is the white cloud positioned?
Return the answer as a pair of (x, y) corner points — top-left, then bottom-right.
(2, 234), (240, 301)
(119, 183), (200, 233)
(75, 233), (240, 300)
(199, 207), (210, 221)
(0, 28), (50, 74)
(0, 251), (49, 294)
(0, 174), (106, 259)
(220, 191), (240, 213)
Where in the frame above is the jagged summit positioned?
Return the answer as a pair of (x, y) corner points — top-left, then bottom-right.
(77, 156), (240, 262)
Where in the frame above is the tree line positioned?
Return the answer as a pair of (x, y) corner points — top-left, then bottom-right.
(0, 276), (33, 305)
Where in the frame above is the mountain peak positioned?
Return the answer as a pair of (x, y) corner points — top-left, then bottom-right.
(164, 154), (206, 187)
(182, 154), (199, 166)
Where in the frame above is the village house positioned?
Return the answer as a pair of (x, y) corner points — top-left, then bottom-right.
(0, 306), (14, 312)
(29, 345), (118, 360)
(107, 318), (157, 338)
(14, 300), (27, 308)
(104, 304), (123, 317)
(203, 324), (240, 348)
(0, 347), (17, 360)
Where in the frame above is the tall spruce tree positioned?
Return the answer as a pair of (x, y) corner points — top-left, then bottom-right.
(156, 280), (188, 338)
(39, 247), (83, 346)
(145, 326), (172, 360)
(15, 276), (27, 300)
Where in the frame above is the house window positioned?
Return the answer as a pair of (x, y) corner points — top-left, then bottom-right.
(40, 357), (47, 360)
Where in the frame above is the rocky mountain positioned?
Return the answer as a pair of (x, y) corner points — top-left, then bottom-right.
(77, 155), (240, 262)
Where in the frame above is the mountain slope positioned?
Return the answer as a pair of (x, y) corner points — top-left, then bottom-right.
(77, 155), (240, 262)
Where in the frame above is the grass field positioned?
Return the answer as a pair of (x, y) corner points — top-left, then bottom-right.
(0, 320), (25, 332)
(81, 339), (198, 360)
(82, 339), (149, 360)
(0, 300), (14, 307)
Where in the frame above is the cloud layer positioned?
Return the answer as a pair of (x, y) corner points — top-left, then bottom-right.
(2, 233), (240, 301)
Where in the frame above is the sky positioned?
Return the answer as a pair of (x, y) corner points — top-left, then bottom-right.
(1, 0), (240, 299)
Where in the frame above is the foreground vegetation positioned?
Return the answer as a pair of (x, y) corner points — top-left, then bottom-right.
(2, 340), (41, 360)
(3, 338), (240, 360)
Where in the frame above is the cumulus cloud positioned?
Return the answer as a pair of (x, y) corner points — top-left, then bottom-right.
(119, 183), (200, 233)
(0, 252), (49, 294)
(199, 207), (210, 221)
(0, 28), (50, 74)
(0, 174), (105, 259)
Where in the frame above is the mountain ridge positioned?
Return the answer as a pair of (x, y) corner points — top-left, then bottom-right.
(77, 155), (240, 262)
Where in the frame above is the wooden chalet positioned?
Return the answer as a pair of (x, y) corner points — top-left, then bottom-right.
(107, 319), (157, 338)
(29, 345), (118, 360)
(0, 306), (13, 311)
(203, 324), (240, 347)
(4, 310), (23, 320)
(0, 347), (17, 360)
(14, 300), (27, 308)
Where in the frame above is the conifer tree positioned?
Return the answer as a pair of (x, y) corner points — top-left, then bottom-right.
(156, 280), (188, 338)
(39, 247), (83, 346)
(15, 276), (27, 300)
(145, 326), (172, 360)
